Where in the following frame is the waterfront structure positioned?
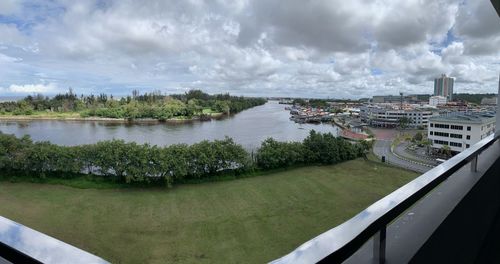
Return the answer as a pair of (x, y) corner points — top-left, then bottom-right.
(429, 96), (447, 106)
(428, 112), (496, 153)
(360, 105), (433, 128)
(434, 74), (454, 101)
(481, 97), (498, 105)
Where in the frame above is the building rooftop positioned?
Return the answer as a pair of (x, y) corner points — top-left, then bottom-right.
(430, 112), (496, 124)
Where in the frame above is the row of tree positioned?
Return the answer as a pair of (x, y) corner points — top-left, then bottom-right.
(0, 89), (267, 120)
(0, 130), (370, 187)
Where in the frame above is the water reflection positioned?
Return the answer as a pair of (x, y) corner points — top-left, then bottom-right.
(0, 216), (108, 264)
(0, 101), (339, 150)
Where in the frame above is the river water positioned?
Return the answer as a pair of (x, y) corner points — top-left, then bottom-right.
(0, 101), (339, 150)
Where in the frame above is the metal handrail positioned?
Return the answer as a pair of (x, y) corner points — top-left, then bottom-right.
(0, 216), (109, 264)
(271, 134), (500, 264)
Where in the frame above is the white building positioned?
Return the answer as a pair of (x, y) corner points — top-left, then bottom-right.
(428, 113), (496, 153)
(360, 106), (434, 128)
(481, 97), (498, 105)
(429, 96), (447, 107)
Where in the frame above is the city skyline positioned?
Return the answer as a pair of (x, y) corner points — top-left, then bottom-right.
(1, 0), (500, 98)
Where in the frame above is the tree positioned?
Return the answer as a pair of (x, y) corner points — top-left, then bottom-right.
(422, 139), (432, 154)
(413, 132), (423, 142)
(441, 145), (452, 158)
(398, 117), (410, 130)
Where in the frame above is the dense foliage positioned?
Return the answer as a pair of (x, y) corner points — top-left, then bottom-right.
(453, 93), (497, 105)
(0, 130), (370, 187)
(256, 131), (367, 169)
(0, 89), (267, 120)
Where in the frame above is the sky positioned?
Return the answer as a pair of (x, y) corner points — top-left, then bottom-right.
(0, 0), (499, 99)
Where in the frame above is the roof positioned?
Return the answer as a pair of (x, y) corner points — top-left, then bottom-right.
(430, 112), (496, 124)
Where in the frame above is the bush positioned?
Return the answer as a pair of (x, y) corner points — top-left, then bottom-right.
(0, 130), (367, 188)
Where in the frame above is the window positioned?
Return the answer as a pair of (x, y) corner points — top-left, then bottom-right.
(434, 140), (448, 145)
(449, 133), (462, 139)
(466, 135), (470, 140)
(466, 144), (470, 148)
(430, 123), (434, 127)
(434, 123), (449, 129)
(430, 131), (434, 135)
(434, 131), (449, 137)
(450, 125), (463, 130)
(450, 142), (462, 147)
(467, 126), (471, 131)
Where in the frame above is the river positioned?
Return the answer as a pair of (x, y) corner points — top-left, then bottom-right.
(0, 101), (340, 150)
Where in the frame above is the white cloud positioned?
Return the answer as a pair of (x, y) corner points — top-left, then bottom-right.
(0, 0), (498, 98)
(3, 83), (58, 93)
(0, 0), (21, 15)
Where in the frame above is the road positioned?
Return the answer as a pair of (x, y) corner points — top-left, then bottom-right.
(394, 142), (439, 167)
(373, 140), (431, 174)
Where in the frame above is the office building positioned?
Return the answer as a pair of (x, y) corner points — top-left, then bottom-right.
(428, 113), (496, 153)
(429, 96), (447, 106)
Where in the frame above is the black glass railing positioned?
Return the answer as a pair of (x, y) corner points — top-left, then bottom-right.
(272, 134), (500, 264)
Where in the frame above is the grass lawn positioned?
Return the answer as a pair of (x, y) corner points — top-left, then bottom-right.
(0, 111), (82, 119)
(0, 159), (418, 263)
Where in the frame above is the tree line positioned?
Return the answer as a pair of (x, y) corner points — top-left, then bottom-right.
(0, 130), (370, 187)
(0, 89), (267, 120)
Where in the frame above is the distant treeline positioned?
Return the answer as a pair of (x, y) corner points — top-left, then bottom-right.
(292, 98), (330, 108)
(0, 130), (370, 187)
(0, 89), (267, 120)
(415, 93), (496, 105)
(453, 93), (497, 105)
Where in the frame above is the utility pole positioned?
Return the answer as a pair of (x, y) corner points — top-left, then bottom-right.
(399, 92), (403, 110)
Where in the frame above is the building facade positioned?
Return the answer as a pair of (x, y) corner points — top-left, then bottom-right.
(372, 95), (419, 104)
(429, 96), (447, 106)
(360, 106), (433, 128)
(428, 113), (496, 153)
(481, 97), (498, 105)
(434, 74), (454, 101)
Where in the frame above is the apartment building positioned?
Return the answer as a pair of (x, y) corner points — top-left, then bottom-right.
(428, 113), (496, 153)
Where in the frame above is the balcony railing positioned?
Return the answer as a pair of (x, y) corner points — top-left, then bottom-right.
(273, 3), (500, 262)
(0, 216), (108, 264)
(271, 133), (500, 263)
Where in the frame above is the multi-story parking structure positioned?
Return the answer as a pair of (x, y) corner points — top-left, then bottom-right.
(360, 105), (434, 128)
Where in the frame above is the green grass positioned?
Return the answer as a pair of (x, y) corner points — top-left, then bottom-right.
(0, 159), (418, 264)
(0, 111), (82, 118)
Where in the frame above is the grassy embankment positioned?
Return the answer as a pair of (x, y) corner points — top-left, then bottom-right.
(0, 159), (418, 264)
(0, 108), (222, 121)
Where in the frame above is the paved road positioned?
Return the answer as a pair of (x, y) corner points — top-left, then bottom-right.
(373, 140), (431, 173)
(394, 142), (438, 167)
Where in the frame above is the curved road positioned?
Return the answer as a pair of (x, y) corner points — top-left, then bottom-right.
(373, 139), (431, 174)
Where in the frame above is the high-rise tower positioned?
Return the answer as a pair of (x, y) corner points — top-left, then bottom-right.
(434, 74), (454, 101)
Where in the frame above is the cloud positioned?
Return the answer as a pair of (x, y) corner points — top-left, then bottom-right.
(0, 24), (27, 46)
(0, 0), (21, 15)
(3, 83), (58, 93)
(454, 0), (500, 55)
(0, 0), (498, 98)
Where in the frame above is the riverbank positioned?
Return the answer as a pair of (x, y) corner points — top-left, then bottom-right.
(0, 112), (224, 123)
(0, 159), (418, 263)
